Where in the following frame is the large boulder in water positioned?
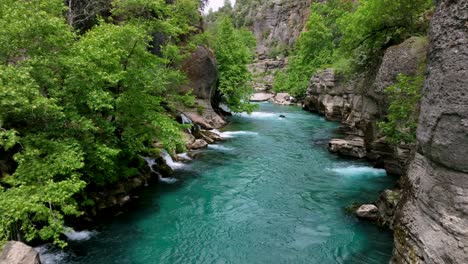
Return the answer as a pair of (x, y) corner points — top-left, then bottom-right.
(328, 137), (366, 158)
(356, 204), (379, 220)
(0, 241), (41, 264)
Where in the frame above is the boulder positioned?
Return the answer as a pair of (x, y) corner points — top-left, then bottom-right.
(179, 46), (226, 129)
(0, 241), (41, 264)
(189, 139), (208, 150)
(328, 137), (366, 158)
(250, 92), (274, 102)
(356, 204), (379, 220)
(271, 93), (294, 105)
(199, 130), (223, 142)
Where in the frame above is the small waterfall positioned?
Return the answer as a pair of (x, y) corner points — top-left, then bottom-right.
(160, 150), (185, 170)
(63, 228), (97, 241)
(142, 156), (178, 184)
(181, 113), (193, 125)
(177, 152), (192, 161)
(180, 113), (195, 134)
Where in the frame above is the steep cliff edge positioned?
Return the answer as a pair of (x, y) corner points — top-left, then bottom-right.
(236, 0), (312, 95)
(392, 0), (468, 263)
(304, 37), (428, 175)
(235, 0), (312, 57)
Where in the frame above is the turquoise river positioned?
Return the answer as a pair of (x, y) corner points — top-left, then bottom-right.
(40, 103), (396, 264)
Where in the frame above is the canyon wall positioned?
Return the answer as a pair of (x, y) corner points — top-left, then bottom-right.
(392, 0), (468, 263)
(304, 37), (428, 175)
(236, 0), (312, 57)
(235, 0), (312, 92)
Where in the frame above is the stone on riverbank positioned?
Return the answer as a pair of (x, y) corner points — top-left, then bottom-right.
(250, 92), (274, 102)
(0, 241), (41, 264)
(189, 139), (208, 150)
(356, 204), (379, 220)
(328, 137), (366, 158)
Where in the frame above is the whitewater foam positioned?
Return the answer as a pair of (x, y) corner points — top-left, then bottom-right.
(240, 112), (279, 119)
(142, 155), (179, 184)
(160, 150), (186, 170)
(221, 131), (259, 138)
(177, 152), (192, 161)
(63, 228), (97, 241)
(330, 166), (387, 176)
(35, 245), (68, 264)
(208, 144), (234, 151)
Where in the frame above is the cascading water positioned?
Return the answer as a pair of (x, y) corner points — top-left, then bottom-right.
(142, 156), (178, 184)
(49, 103), (396, 264)
(180, 113), (193, 125)
(180, 113), (194, 134)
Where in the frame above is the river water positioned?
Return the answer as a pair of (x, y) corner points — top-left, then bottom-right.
(45, 103), (395, 264)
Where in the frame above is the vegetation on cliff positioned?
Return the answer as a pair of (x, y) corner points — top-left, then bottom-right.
(273, 0), (433, 97)
(209, 17), (256, 113)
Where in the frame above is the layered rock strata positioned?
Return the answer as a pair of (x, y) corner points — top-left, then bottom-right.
(392, 0), (468, 262)
(304, 37), (428, 175)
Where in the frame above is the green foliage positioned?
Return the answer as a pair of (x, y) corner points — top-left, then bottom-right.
(211, 17), (257, 113)
(272, 0), (433, 96)
(273, 6), (338, 97)
(378, 74), (423, 145)
(337, 0), (433, 68)
(0, 0), (202, 246)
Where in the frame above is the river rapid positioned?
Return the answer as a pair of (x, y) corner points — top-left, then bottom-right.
(42, 103), (396, 264)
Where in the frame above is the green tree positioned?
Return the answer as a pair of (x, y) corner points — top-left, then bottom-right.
(0, 0), (203, 246)
(273, 10), (334, 97)
(337, 0), (433, 68)
(212, 17), (256, 113)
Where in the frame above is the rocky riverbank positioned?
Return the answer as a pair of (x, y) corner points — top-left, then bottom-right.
(304, 36), (428, 176)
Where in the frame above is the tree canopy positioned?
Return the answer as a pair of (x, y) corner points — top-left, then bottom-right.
(0, 0), (209, 246)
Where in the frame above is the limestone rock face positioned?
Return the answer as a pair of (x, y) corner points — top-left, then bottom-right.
(328, 138), (366, 159)
(237, 0), (312, 57)
(249, 58), (286, 92)
(240, 0), (312, 94)
(304, 36), (428, 175)
(0, 241), (40, 264)
(180, 46), (226, 129)
(270, 93), (294, 105)
(392, 0), (468, 263)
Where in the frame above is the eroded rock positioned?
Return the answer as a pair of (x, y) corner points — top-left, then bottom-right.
(0, 241), (40, 264)
(392, 1), (468, 262)
(356, 204), (379, 220)
(189, 139), (208, 150)
(328, 137), (367, 159)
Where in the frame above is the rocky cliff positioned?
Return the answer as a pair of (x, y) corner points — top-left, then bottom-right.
(304, 36), (428, 175)
(179, 45), (226, 129)
(392, 0), (468, 263)
(235, 0), (312, 94)
(235, 0), (312, 57)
